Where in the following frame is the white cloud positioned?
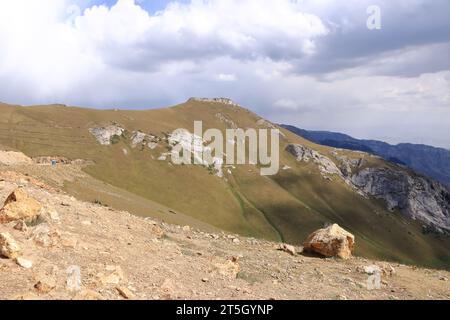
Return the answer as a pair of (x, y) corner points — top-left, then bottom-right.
(0, 0), (327, 102)
(0, 0), (448, 148)
(274, 99), (301, 110)
(217, 74), (236, 82)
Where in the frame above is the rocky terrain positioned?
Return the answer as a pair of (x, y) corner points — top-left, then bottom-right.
(0, 162), (449, 300)
(286, 144), (450, 234)
(351, 168), (450, 233)
(282, 124), (450, 187)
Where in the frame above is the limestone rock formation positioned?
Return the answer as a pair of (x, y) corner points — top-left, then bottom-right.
(89, 124), (125, 145)
(0, 188), (42, 223)
(130, 131), (159, 149)
(351, 168), (450, 233)
(286, 143), (450, 234)
(286, 144), (342, 179)
(303, 224), (355, 259)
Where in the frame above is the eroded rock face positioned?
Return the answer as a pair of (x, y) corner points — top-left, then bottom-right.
(130, 131), (159, 149)
(286, 144), (342, 179)
(0, 188), (42, 223)
(303, 224), (355, 260)
(286, 143), (450, 233)
(131, 131), (146, 147)
(89, 125), (125, 145)
(352, 168), (450, 233)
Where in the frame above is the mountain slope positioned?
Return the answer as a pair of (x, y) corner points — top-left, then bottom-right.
(0, 100), (449, 268)
(281, 124), (450, 186)
(1, 170), (449, 300)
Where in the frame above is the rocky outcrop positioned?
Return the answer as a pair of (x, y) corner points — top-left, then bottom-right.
(0, 188), (42, 223)
(332, 153), (365, 178)
(131, 131), (147, 147)
(188, 97), (240, 106)
(303, 224), (355, 260)
(352, 168), (450, 233)
(89, 124), (125, 145)
(286, 144), (342, 179)
(286, 144), (450, 233)
(130, 131), (159, 149)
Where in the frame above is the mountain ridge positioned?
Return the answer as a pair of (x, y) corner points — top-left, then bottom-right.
(281, 124), (450, 186)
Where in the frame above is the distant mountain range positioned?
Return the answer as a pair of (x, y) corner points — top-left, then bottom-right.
(281, 125), (450, 186)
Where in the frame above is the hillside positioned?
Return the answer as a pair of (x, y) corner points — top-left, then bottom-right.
(0, 166), (449, 300)
(0, 100), (449, 269)
(281, 125), (450, 186)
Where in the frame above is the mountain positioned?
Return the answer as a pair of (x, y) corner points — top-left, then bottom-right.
(281, 125), (450, 186)
(0, 99), (449, 268)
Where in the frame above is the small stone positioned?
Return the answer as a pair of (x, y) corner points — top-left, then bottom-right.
(98, 266), (124, 285)
(440, 276), (448, 281)
(182, 225), (190, 232)
(0, 232), (21, 259)
(201, 278), (209, 282)
(31, 223), (59, 247)
(13, 220), (28, 232)
(151, 225), (165, 238)
(277, 243), (297, 255)
(15, 257), (33, 269)
(34, 276), (56, 293)
(215, 258), (240, 279)
(47, 208), (60, 221)
(61, 236), (78, 248)
(381, 264), (396, 277)
(232, 238), (240, 244)
(116, 286), (135, 299)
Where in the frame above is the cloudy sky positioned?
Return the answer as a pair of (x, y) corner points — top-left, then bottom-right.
(0, 0), (449, 148)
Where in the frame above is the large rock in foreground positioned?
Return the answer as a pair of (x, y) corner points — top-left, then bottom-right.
(303, 224), (355, 259)
(0, 188), (42, 223)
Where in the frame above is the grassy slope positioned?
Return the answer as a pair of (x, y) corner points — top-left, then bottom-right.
(0, 101), (449, 268)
